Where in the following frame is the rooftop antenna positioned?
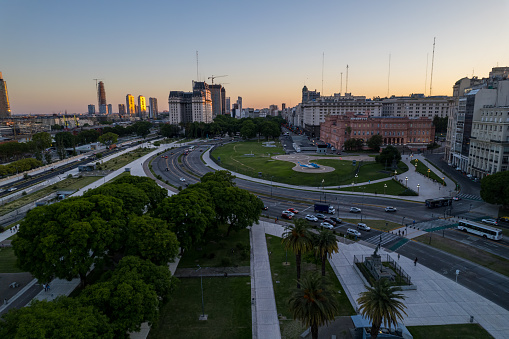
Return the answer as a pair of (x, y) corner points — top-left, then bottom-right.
(387, 53), (391, 97)
(340, 72), (343, 94)
(321, 52), (324, 94)
(429, 37), (436, 96)
(345, 65), (349, 94)
(196, 51), (199, 81)
(424, 53), (428, 96)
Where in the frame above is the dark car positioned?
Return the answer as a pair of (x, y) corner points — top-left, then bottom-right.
(330, 217), (342, 224)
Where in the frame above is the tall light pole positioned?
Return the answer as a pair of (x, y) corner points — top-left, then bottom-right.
(355, 174), (358, 184)
(417, 184), (420, 195)
(196, 265), (206, 320)
(270, 176), (274, 197)
(414, 163), (418, 171)
(405, 177), (408, 187)
(442, 177), (445, 186)
(384, 183), (387, 195)
(402, 216), (406, 226)
(427, 168), (430, 178)
(351, 182), (354, 192)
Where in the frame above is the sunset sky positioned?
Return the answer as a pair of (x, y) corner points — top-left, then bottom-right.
(2, 0), (509, 115)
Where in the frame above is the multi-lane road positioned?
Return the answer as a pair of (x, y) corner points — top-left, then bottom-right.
(150, 141), (509, 311)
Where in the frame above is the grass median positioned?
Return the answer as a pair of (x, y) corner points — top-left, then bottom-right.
(408, 323), (493, 339)
(414, 232), (509, 277)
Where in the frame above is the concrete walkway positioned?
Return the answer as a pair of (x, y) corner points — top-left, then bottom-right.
(250, 221), (281, 339)
(255, 220), (509, 339)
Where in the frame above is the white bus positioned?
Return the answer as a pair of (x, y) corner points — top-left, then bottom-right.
(457, 220), (503, 241)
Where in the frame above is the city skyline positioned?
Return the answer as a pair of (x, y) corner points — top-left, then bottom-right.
(2, 0), (508, 115)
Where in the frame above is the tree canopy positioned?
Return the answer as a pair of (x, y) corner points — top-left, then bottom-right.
(84, 182), (150, 216)
(367, 134), (383, 152)
(98, 132), (118, 147)
(480, 171), (509, 208)
(375, 145), (401, 168)
(13, 195), (125, 286)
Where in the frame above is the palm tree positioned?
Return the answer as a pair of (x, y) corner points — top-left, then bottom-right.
(357, 279), (407, 339)
(314, 230), (339, 277)
(288, 273), (339, 339)
(282, 219), (313, 288)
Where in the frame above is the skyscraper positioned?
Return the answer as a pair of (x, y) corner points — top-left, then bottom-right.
(88, 104), (96, 114)
(138, 95), (147, 117)
(108, 104), (112, 115)
(149, 97), (158, 118)
(98, 81), (107, 114)
(118, 104), (126, 115)
(126, 94), (135, 115)
(209, 84), (223, 117)
(0, 72), (11, 118)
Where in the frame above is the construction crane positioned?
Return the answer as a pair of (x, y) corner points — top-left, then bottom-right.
(208, 75), (227, 84)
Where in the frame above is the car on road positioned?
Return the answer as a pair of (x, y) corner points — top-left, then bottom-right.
(452, 196), (461, 201)
(330, 217), (342, 224)
(500, 216), (509, 223)
(385, 206), (397, 212)
(350, 207), (361, 213)
(455, 167), (461, 171)
(262, 206), (268, 210)
(179, 178), (186, 182)
(315, 213), (326, 220)
(320, 221), (333, 229)
(347, 228), (361, 237)
(482, 218), (498, 226)
(281, 211), (294, 219)
(305, 214), (318, 222)
(7, 187), (17, 192)
(357, 223), (371, 231)
(325, 218), (339, 226)
(287, 208), (299, 214)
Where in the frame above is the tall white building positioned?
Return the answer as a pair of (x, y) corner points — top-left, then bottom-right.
(168, 81), (212, 124)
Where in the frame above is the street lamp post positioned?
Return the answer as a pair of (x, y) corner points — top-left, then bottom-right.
(427, 168), (430, 178)
(351, 182), (354, 192)
(402, 216), (406, 226)
(270, 176), (274, 197)
(442, 177), (445, 186)
(414, 163), (418, 171)
(355, 174), (358, 184)
(196, 265), (206, 320)
(384, 183), (387, 195)
(405, 177), (408, 187)
(417, 184), (420, 195)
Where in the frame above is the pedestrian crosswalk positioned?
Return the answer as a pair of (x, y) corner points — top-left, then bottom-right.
(456, 193), (483, 201)
(364, 232), (400, 246)
(410, 219), (453, 231)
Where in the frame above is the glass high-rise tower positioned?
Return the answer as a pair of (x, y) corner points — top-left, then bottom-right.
(98, 81), (107, 114)
(0, 72), (11, 118)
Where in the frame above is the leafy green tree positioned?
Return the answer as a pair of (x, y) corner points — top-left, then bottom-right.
(77, 129), (100, 145)
(13, 195), (124, 286)
(79, 268), (158, 337)
(367, 134), (383, 152)
(0, 297), (113, 339)
(114, 175), (167, 210)
(44, 151), (52, 165)
(375, 145), (401, 168)
(55, 131), (77, 148)
(314, 230), (339, 277)
(133, 121), (152, 138)
(84, 183), (150, 216)
(357, 279), (407, 339)
(240, 120), (256, 139)
(125, 215), (179, 265)
(288, 273), (340, 339)
(160, 123), (179, 138)
(480, 171), (509, 208)
(343, 138), (363, 151)
(98, 132), (118, 147)
(282, 219), (313, 288)
(32, 132), (52, 150)
(114, 256), (178, 304)
(154, 190), (215, 251)
(201, 170), (236, 188)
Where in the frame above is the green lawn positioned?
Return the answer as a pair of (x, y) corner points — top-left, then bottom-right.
(98, 147), (153, 171)
(265, 234), (355, 333)
(211, 141), (407, 186)
(337, 178), (417, 196)
(0, 247), (24, 273)
(149, 276), (251, 339)
(341, 219), (402, 232)
(414, 233), (509, 277)
(410, 159), (447, 186)
(408, 323), (493, 339)
(177, 226), (250, 268)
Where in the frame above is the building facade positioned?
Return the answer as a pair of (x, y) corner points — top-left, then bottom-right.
(126, 94), (135, 115)
(381, 94), (453, 118)
(88, 104), (96, 114)
(0, 72), (11, 118)
(168, 81), (212, 125)
(149, 97), (158, 118)
(97, 81), (107, 111)
(118, 104), (126, 115)
(138, 95), (147, 116)
(209, 84), (223, 117)
(320, 113), (435, 150)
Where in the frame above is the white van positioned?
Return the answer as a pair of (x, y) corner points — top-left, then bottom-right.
(357, 223), (371, 231)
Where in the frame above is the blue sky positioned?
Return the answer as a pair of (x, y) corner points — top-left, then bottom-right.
(2, 0), (508, 114)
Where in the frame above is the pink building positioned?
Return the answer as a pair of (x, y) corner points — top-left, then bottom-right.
(320, 113), (435, 150)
